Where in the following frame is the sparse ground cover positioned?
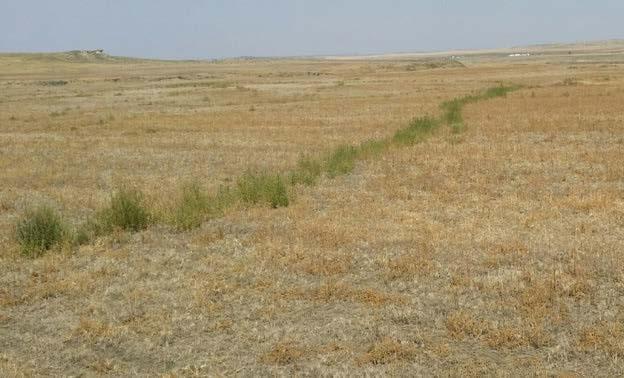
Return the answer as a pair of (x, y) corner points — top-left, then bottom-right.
(1, 47), (624, 375)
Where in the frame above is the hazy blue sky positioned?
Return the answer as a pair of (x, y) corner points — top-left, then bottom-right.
(1, 1), (623, 59)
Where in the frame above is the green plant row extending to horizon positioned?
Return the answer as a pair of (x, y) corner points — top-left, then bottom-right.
(13, 85), (520, 257)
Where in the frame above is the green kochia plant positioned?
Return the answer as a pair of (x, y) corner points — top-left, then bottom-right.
(105, 188), (152, 231)
(236, 172), (290, 208)
(359, 139), (391, 158)
(15, 205), (68, 257)
(441, 99), (464, 125)
(76, 187), (152, 244)
(290, 155), (323, 186)
(172, 182), (211, 231)
(325, 145), (360, 178)
(484, 85), (517, 98)
(392, 117), (438, 145)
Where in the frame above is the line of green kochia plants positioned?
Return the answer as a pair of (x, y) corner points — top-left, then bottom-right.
(14, 85), (521, 257)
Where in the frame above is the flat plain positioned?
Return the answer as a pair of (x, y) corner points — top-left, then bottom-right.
(1, 42), (624, 376)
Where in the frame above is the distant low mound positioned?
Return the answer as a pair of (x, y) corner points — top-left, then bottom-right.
(53, 49), (148, 63)
(0, 50), (148, 64)
(63, 49), (112, 61)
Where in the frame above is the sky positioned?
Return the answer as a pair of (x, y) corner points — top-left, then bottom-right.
(1, 1), (623, 60)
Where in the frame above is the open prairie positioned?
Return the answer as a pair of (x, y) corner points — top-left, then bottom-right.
(1, 44), (624, 376)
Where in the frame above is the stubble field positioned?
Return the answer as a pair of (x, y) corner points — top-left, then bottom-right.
(1, 47), (624, 376)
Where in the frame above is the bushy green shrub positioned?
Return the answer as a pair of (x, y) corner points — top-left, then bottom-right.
(441, 99), (464, 125)
(359, 139), (390, 157)
(325, 145), (360, 178)
(106, 188), (151, 231)
(267, 176), (289, 208)
(173, 182), (211, 231)
(484, 86), (514, 98)
(15, 206), (67, 257)
(290, 155), (322, 186)
(213, 185), (238, 212)
(236, 173), (289, 208)
(81, 188), (152, 238)
(393, 117), (438, 145)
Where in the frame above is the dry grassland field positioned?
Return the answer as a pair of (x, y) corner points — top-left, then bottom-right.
(1, 42), (624, 376)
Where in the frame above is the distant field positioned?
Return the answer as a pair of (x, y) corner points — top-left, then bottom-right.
(324, 39), (624, 62)
(1, 44), (624, 376)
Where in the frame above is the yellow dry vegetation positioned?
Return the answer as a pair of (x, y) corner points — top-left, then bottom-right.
(1, 45), (624, 375)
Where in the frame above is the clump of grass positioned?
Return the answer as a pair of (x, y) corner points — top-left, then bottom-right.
(15, 206), (68, 257)
(290, 155), (322, 186)
(357, 337), (418, 366)
(359, 139), (390, 157)
(484, 86), (513, 98)
(393, 117), (438, 145)
(441, 99), (464, 125)
(212, 185), (238, 213)
(236, 172), (289, 208)
(104, 188), (151, 231)
(261, 342), (304, 365)
(172, 182), (211, 231)
(77, 188), (152, 243)
(325, 145), (360, 178)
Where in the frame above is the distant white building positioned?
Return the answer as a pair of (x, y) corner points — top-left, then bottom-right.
(509, 53), (531, 57)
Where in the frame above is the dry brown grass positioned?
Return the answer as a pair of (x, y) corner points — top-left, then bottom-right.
(1, 46), (624, 375)
(357, 337), (419, 366)
(260, 342), (305, 365)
